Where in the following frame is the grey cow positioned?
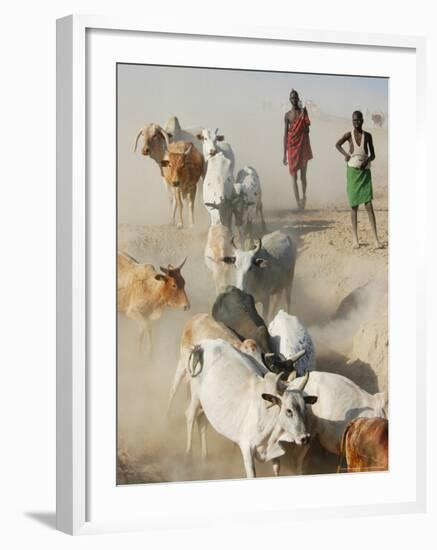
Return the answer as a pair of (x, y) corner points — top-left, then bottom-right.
(219, 231), (297, 320)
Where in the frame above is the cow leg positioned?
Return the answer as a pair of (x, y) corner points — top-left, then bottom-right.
(239, 444), (256, 478)
(288, 445), (309, 475)
(185, 395), (201, 455)
(176, 190), (184, 229)
(171, 191), (178, 226)
(246, 219), (253, 248)
(257, 200), (267, 232)
(188, 188), (196, 228)
(163, 178), (173, 215)
(272, 458), (280, 476)
(126, 310), (152, 353)
(197, 412), (208, 460)
(167, 356), (187, 417)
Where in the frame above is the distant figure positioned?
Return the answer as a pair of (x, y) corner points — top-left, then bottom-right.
(336, 111), (383, 249)
(283, 89), (313, 210)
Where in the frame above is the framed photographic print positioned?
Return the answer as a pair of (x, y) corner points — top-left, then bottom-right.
(56, 15), (427, 535)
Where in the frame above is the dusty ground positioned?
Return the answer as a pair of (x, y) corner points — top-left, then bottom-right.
(117, 201), (388, 484)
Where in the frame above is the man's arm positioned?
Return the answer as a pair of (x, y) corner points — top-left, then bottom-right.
(303, 107), (310, 134)
(335, 132), (351, 161)
(361, 132), (375, 169)
(283, 114), (289, 165)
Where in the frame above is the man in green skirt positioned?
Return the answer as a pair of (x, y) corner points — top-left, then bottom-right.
(336, 111), (383, 249)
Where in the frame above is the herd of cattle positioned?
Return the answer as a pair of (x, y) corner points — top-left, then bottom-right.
(118, 116), (389, 479)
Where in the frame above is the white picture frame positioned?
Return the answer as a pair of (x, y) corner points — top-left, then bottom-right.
(56, 14), (427, 535)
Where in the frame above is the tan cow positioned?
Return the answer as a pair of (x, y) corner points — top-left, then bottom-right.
(337, 417), (388, 473)
(204, 222), (234, 294)
(117, 252), (190, 350)
(160, 141), (204, 229)
(167, 313), (262, 416)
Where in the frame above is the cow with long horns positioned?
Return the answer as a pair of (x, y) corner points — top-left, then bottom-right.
(186, 338), (318, 478)
(117, 251), (190, 350)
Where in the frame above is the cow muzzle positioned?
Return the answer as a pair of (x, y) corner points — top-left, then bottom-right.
(297, 434), (311, 446)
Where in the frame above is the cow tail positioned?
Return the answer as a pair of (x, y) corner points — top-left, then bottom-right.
(188, 345), (204, 378)
(337, 422), (352, 473)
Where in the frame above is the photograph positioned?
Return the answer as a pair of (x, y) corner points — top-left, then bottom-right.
(116, 63), (389, 484)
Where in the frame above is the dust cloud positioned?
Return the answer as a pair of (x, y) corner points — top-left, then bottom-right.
(117, 65), (388, 483)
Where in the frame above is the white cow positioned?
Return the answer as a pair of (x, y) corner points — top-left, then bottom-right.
(234, 166), (267, 244)
(202, 152), (235, 227)
(219, 231), (297, 320)
(197, 127), (235, 175)
(284, 371), (388, 472)
(186, 338), (318, 478)
(268, 310), (316, 376)
(167, 314), (263, 418)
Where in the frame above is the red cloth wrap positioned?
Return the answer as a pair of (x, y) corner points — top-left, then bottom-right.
(287, 111), (313, 176)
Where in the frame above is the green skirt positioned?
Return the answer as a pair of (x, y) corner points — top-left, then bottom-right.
(347, 166), (373, 207)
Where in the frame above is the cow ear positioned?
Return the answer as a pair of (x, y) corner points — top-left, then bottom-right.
(160, 160), (170, 167)
(221, 256), (236, 264)
(261, 393), (282, 408)
(254, 258), (268, 268)
(154, 274), (167, 282)
(304, 395), (318, 405)
(216, 135), (225, 141)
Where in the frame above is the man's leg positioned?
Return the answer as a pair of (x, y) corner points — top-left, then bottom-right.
(364, 201), (383, 249)
(300, 162), (308, 209)
(351, 206), (359, 248)
(291, 173), (301, 209)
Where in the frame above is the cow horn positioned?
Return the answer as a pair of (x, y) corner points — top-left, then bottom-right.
(133, 129), (143, 152)
(176, 257), (187, 270)
(296, 371), (310, 392)
(287, 370), (297, 383)
(230, 236), (238, 250)
(253, 238), (262, 253)
(289, 349), (306, 363)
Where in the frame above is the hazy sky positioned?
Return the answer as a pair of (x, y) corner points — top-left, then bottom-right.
(117, 64), (388, 224)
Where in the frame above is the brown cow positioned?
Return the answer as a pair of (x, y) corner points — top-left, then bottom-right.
(161, 141), (204, 229)
(338, 417), (388, 473)
(117, 252), (190, 350)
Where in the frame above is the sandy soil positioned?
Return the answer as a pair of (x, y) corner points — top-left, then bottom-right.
(117, 199), (388, 484)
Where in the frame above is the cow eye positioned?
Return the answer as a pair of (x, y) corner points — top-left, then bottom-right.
(286, 409), (293, 417)
(172, 283), (177, 289)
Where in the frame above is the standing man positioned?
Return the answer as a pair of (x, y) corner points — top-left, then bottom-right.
(283, 89), (313, 210)
(336, 110), (383, 249)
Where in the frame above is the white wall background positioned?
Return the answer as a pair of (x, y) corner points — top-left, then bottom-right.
(0, 0), (434, 547)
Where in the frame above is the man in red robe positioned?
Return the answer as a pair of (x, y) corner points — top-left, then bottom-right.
(283, 89), (313, 210)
